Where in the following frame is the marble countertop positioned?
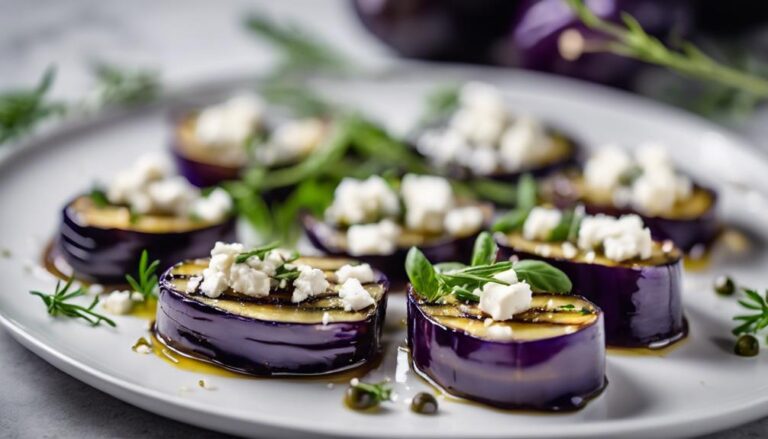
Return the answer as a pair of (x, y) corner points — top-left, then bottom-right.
(1, 0), (766, 437)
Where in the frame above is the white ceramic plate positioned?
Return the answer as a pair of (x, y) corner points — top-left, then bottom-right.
(2, 64), (768, 439)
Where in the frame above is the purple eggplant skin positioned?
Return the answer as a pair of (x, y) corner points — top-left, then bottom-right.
(171, 144), (242, 188)
(155, 264), (389, 376)
(57, 199), (236, 285)
(302, 214), (481, 288)
(407, 287), (606, 411)
(351, 0), (520, 63)
(497, 242), (686, 348)
(583, 191), (720, 253)
(503, 0), (694, 87)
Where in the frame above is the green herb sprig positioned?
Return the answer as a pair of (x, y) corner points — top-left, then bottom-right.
(733, 289), (768, 336)
(29, 277), (116, 327)
(491, 174), (537, 233)
(345, 379), (393, 411)
(406, 232), (572, 303)
(125, 250), (160, 300)
(91, 62), (160, 106)
(235, 242), (281, 264)
(0, 67), (66, 144)
(566, 0), (768, 99)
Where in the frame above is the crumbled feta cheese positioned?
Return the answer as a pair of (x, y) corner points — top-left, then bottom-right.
(478, 279), (533, 321)
(347, 219), (400, 256)
(135, 344), (152, 355)
(583, 147), (632, 192)
(662, 240), (675, 253)
(338, 278), (375, 311)
(416, 129), (472, 167)
(466, 147), (498, 175)
(325, 176), (400, 225)
(199, 268), (228, 298)
(577, 214), (652, 262)
(498, 117), (551, 171)
(523, 207), (562, 241)
(256, 118), (325, 166)
(244, 248), (293, 277)
(145, 176), (199, 215)
(107, 153), (172, 206)
(401, 174), (454, 233)
(130, 292), (145, 302)
(229, 263), (271, 297)
(485, 324), (515, 341)
(585, 251), (596, 263)
(103, 290), (133, 315)
(292, 264), (329, 303)
(88, 284), (104, 295)
(191, 188), (233, 223)
(186, 276), (202, 293)
(561, 242), (578, 259)
(444, 206), (484, 237)
(450, 97), (507, 145)
(634, 142), (670, 170)
(334, 263), (375, 284)
(321, 312), (331, 326)
(195, 95), (263, 148)
(630, 170), (678, 216)
(535, 244), (552, 257)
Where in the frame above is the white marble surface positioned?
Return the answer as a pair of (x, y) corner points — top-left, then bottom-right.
(1, 0), (767, 437)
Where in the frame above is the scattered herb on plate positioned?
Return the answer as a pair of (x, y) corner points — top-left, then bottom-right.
(0, 67), (66, 145)
(91, 62), (160, 106)
(125, 250), (160, 300)
(344, 378), (393, 411)
(29, 277), (116, 327)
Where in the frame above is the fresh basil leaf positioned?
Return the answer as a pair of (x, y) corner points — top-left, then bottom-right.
(405, 247), (440, 301)
(470, 232), (497, 266)
(89, 187), (109, 208)
(513, 259), (572, 294)
(491, 209), (529, 233)
(453, 286), (480, 303)
(433, 262), (466, 273)
(548, 210), (574, 242)
(516, 173), (537, 210)
(466, 179), (518, 205)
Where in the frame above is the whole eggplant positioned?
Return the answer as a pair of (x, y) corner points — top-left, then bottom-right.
(351, 0), (520, 63)
(155, 260), (389, 376)
(502, 0), (694, 87)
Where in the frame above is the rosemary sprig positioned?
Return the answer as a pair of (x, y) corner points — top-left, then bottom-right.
(29, 277), (116, 327)
(91, 62), (160, 106)
(733, 289), (768, 336)
(566, 0), (768, 99)
(125, 250), (160, 299)
(235, 242), (281, 264)
(0, 67), (66, 144)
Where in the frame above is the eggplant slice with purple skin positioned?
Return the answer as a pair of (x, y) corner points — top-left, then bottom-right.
(542, 172), (720, 253)
(496, 232), (686, 348)
(56, 196), (236, 284)
(155, 257), (388, 376)
(408, 288), (606, 411)
(302, 203), (492, 287)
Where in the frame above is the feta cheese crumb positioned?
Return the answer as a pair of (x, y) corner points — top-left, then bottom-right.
(523, 207), (562, 241)
(292, 264), (329, 303)
(325, 176), (400, 225)
(255, 118), (325, 166)
(499, 117), (551, 171)
(401, 174), (454, 233)
(229, 263), (271, 297)
(346, 219), (400, 256)
(583, 146), (632, 192)
(130, 292), (145, 302)
(334, 263), (375, 284)
(88, 284), (104, 295)
(578, 214), (652, 262)
(561, 242), (578, 259)
(199, 268), (228, 298)
(195, 94), (263, 151)
(321, 312), (331, 326)
(186, 276), (202, 293)
(485, 324), (515, 340)
(338, 278), (375, 311)
(135, 344), (152, 355)
(444, 206), (484, 237)
(190, 188), (233, 223)
(476, 269), (532, 321)
(103, 290), (133, 315)
(534, 244), (552, 257)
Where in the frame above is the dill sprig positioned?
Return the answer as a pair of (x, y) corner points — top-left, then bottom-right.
(125, 250), (160, 299)
(733, 289), (768, 336)
(29, 277), (116, 327)
(566, 0), (768, 98)
(0, 67), (66, 144)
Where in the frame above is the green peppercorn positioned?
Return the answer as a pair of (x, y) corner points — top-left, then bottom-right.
(410, 392), (438, 415)
(714, 275), (736, 296)
(735, 334), (759, 357)
(344, 386), (378, 411)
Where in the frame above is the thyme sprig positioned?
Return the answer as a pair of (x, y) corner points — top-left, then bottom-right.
(0, 67), (66, 144)
(235, 242), (281, 264)
(406, 232), (572, 303)
(91, 62), (160, 106)
(29, 277), (116, 327)
(733, 289), (768, 336)
(566, 0), (768, 99)
(125, 250), (160, 299)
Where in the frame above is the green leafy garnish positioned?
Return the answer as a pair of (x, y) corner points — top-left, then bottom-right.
(89, 187), (110, 208)
(421, 84), (459, 124)
(235, 242), (281, 264)
(125, 250), (160, 299)
(345, 379), (393, 411)
(732, 289), (768, 336)
(470, 232), (498, 267)
(91, 63), (159, 106)
(0, 67), (66, 145)
(491, 174), (537, 233)
(29, 277), (116, 327)
(406, 234), (572, 303)
(547, 208), (583, 242)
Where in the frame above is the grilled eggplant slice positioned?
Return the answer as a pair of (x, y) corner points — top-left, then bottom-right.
(57, 195), (235, 284)
(542, 172), (719, 252)
(155, 257), (388, 376)
(407, 288), (606, 411)
(497, 232), (686, 348)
